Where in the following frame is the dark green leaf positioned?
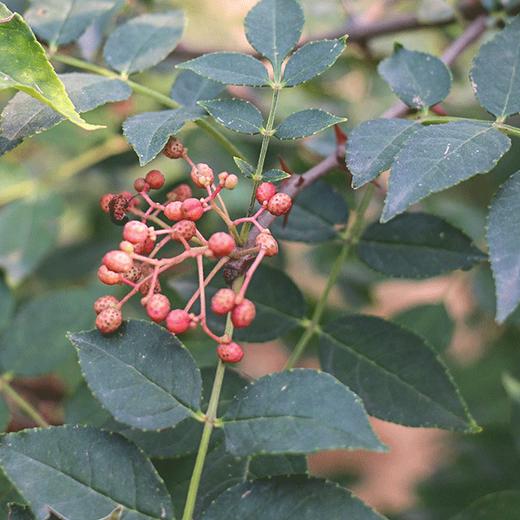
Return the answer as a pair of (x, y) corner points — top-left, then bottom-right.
(271, 181), (348, 242)
(470, 16), (520, 118)
(24, 0), (119, 47)
(0, 277), (14, 334)
(177, 52), (269, 86)
(503, 373), (520, 452)
(382, 121), (511, 222)
(69, 320), (202, 430)
(199, 98), (264, 134)
(358, 213), (485, 278)
(7, 504), (34, 520)
(283, 38), (346, 87)
(223, 369), (385, 456)
(262, 168), (291, 182)
(0, 425), (173, 520)
(233, 156), (255, 177)
(0, 194), (63, 284)
(451, 491), (520, 520)
(244, 0), (304, 72)
(347, 119), (420, 188)
(123, 107), (201, 166)
(1, 73), (131, 150)
(0, 396), (10, 432)
(248, 454), (307, 479)
(200, 477), (386, 520)
(378, 46), (452, 108)
(0, 4), (100, 130)
(103, 11), (184, 74)
(393, 303), (454, 353)
(487, 171), (520, 322)
(170, 70), (224, 107)
(275, 109), (346, 140)
(319, 314), (478, 431)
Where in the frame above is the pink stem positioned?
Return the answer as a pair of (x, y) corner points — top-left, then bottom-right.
(236, 249), (265, 303)
(184, 257), (229, 312)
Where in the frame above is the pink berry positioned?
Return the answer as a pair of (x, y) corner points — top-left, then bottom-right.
(98, 265), (122, 285)
(163, 137), (185, 159)
(96, 307), (122, 334)
(217, 342), (244, 363)
(166, 309), (191, 334)
(191, 163), (214, 188)
(171, 220), (197, 242)
(94, 295), (119, 314)
(145, 170), (165, 190)
(167, 184), (192, 202)
(256, 182), (276, 205)
(123, 221), (149, 244)
(103, 250), (133, 273)
(182, 198), (204, 221)
(231, 299), (256, 328)
(119, 240), (134, 254)
(164, 201), (184, 221)
(208, 232), (235, 257)
(134, 177), (149, 192)
(146, 294), (171, 323)
(211, 288), (236, 315)
(134, 237), (155, 255)
(255, 231), (279, 256)
(267, 192), (292, 216)
(224, 174), (238, 190)
(100, 193), (115, 213)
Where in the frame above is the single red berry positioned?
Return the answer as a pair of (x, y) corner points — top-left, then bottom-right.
(217, 342), (244, 363)
(98, 265), (122, 285)
(255, 231), (278, 257)
(224, 174), (238, 190)
(166, 309), (191, 334)
(146, 294), (171, 323)
(103, 250), (133, 273)
(123, 221), (149, 244)
(171, 220), (197, 241)
(181, 198), (204, 221)
(208, 232), (235, 257)
(145, 170), (165, 190)
(96, 307), (123, 334)
(94, 295), (119, 314)
(164, 201), (184, 221)
(231, 299), (256, 328)
(191, 163), (214, 188)
(119, 240), (134, 254)
(134, 177), (149, 192)
(163, 137), (185, 159)
(267, 192), (292, 216)
(100, 193), (115, 213)
(211, 288), (236, 315)
(218, 171), (229, 185)
(256, 182), (276, 205)
(108, 194), (130, 225)
(167, 184), (192, 202)
(123, 264), (142, 283)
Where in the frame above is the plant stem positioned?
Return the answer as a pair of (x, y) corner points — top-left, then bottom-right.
(51, 54), (245, 160)
(0, 374), (49, 428)
(284, 185), (374, 369)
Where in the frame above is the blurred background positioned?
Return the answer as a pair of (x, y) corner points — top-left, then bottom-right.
(1, 1), (520, 519)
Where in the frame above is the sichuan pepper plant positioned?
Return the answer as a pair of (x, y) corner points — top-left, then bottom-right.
(1, 0), (520, 519)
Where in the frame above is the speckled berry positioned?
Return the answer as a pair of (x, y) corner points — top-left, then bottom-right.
(267, 192), (292, 216)
(123, 264), (142, 283)
(145, 170), (165, 190)
(103, 250), (133, 273)
(191, 163), (214, 188)
(182, 198), (204, 221)
(166, 309), (191, 334)
(134, 177), (149, 192)
(96, 307), (122, 334)
(256, 182), (276, 205)
(208, 232), (235, 257)
(255, 231), (278, 256)
(98, 265), (122, 285)
(231, 299), (256, 328)
(94, 295), (119, 314)
(163, 137), (185, 159)
(211, 288), (236, 315)
(171, 220), (197, 241)
(167, 184), (192, 202)
(217, 342), (244, 363)
(100, 193), (115, 213)
(146, 294), (171, 323)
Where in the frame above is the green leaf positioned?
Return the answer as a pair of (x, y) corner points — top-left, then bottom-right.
(0, 4), (102, 131)
(170, 70), (224, 107)
(393, 303), (454, 353)
(275, 109), (346, 140)
(319, 315), (478, 431)
(503, 373), (520, 451)
(262, 168), (291, 182)
(0, 194), (64, 285)
(0, 276), (14, 334)
(347, 119), (420, 188)
(0, 396), (10, 432)
(103, 11), (184, 74)
(382, 121), (511, 222)
(24, 0), (119, 47)
(248, 454), (307, 479)
(271, 181), (348, 242)
(470, 16), (520, 118)
(244, 0), (304, 72)
(358, 213), (486, 278)
(177, 52), (269, 86)
(69, 320), (202, 430)
(283, 38), (347, 87)
(222, 369), (385, 456)
(0, 287), (97, 376)
(7, 504), (35, 520)
(233, 156), (255, 177)
(488, 171), (520, 322)
(123, 107), (201, 166)
(200, 477), (387, 520)
(0, 73), (131, 151)
(450, 491), (520, 520)
(378, 45), (452, 108)
(199, 98), (264, 134)
(0, 425), (173, 520)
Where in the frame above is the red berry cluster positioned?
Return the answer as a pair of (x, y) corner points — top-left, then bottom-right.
(95, 138), (292, 363)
